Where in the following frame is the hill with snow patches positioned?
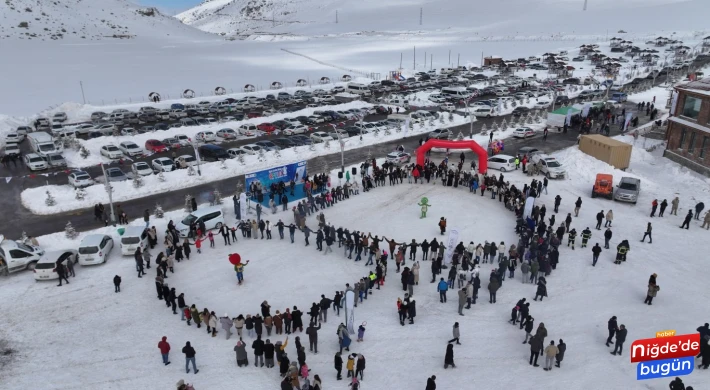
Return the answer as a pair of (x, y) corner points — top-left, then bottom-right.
(177, 0), (710, 38)
(0, 0), (209, 41)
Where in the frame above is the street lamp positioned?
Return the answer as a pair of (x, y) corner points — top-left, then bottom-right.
(191, 139), (202, 176)
(330, 124), (345, 174)
(99, 162), (117, 226)
(463, 104), (474, 138)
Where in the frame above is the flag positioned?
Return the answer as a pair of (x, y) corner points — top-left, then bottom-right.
(443, 227), (460, 266)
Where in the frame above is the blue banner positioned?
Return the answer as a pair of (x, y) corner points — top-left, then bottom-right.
(636, 357), (694, 380)
(245, 161), (308, 205)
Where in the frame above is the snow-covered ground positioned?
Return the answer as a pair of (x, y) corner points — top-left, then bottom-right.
(21, 111), (480, 214)
(2, 135), (709, 390)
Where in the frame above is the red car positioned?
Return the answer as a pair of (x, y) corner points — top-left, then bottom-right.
(145, 139), (168, 153)
(247, 112), (261, 119)
(257, 122), (276, 133)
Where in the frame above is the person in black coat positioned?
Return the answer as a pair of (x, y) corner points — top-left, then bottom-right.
(444, 344), (455, 368)
(611, 324), (627, 355)
(279, 352), (290, 376)
(113, 275), (121, 292)
(534, 279), (547, 301)
(168, 288), (177, 314)
(281, 377), (292, 390)
(407, 300), (416, 324)
(264, 339), (276, 368)
(555, 339), (566, 367)
(191, 196), (197, 212)
(334, 352), (343, 380)
(291, 306), (304, 332)
(426, 375), (436, 390)
(252, 335), (265, 367)
(592, 243), (602, 266)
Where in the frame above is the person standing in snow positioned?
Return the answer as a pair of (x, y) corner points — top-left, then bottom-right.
(650, 199), (658, 217)
(113, 275), (121, 292)
(641, 222), (652, 243)
(670, 196), (679, 215)
(306, 321), (321, 354)
(574, 197), (582, 217)
(158, 336), (171, 366)
(554, 195), (561, 213)
(610, 324), (627, 356)
(234, 338), (249, 367)
(555, 339), (566, 367)
(703, 211), (710, 229)
(437, 278), (448, 303)
(529, 334), (543, 367)
(595, 210), (604, 230)
(252, 335), (265, 367)
(544, 340), (559, 371)
(581, 227), (591, 248)
(182, 341), (198, 374)
(604, 228), (612, 249)
(659, 199), (668, 217)
(426, 375), (437, 390)
(220, 314), (233, 339)
(695, 202), (705, 220)
(488, 276), (500, 304)
(567, 228), (577, 250)
(448, 322), (461, 345)
(605, 209), (613, 227)
(644, 283), (660, 305)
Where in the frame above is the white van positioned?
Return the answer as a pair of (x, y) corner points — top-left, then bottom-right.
(120, 226), (149, 256)
(472, 107), (494, 118)
(175, 206), (226, 238)
(440, 87), (470, 99)
(78, 234), (114, 265)
(387, 98), (409, 109)
(346, 83), (372, 96)
(27, 132), (58, 157)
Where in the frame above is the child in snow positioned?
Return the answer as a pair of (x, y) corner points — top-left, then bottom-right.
(346, 354), (355, 378)
(357, 324), (366, 342)
(208, 231), (215, 248)
(194, 236), (206, 254)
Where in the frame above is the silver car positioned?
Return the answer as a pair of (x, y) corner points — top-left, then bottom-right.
(614, 177), (640, 204)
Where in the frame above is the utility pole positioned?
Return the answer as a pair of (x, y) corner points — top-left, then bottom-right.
(100, 163), (116, 226)
(79, 81), (86, 104)
(399, 52), (403, 69)
(336, 10), (338, 24)
(413, 46), (416, 69)
(419, 8), (422, 25)
(457, 53), (460, 68)
(272, 12), (275, 27)
(583, 0), (588, 10)
(424, 51), (427, 68)
(448, 50), (451, 66)
(430, 54), (433, 70)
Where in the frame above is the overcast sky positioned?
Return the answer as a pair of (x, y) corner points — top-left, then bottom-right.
(137, 0), (202, 15)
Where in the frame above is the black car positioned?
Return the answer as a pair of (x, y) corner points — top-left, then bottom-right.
(155, 122), (169, 131)
(375, 106), (389, 115)
(272, 120), (291, 130)
(199, 145), (229, 161)
(290, 135), (312, 145)
(562, 78), (580, 85)
(554, 95), (570, 104)
(512, 107), (530, 117)
(185, 109), (198, 117)
(472, 74), (488, 80)
(272, 138), (297, 149)
(296, 116), (314, 125)
(343, 126), (362, 137)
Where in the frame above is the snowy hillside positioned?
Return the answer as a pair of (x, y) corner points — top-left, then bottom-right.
(177, 0), (710, 38)
(0, 0), (208, 41)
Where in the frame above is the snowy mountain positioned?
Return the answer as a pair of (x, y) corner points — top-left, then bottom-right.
(0, 0), (208, 41)
(177, 0), (710, 38)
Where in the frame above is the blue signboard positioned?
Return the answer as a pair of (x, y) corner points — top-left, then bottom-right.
(245, 161), (308, 206)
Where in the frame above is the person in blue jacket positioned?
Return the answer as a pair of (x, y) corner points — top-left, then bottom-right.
(437, 277), (448, 303)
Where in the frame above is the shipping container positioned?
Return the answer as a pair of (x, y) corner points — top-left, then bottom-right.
(578, 134), (632, 170)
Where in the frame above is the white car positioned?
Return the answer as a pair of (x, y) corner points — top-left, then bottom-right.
(174, 155), (197, 168)
(5, 132), (24, 143)
(216, 128), (238, 139)
(15, 126), (32, 135)
(240, 144), (262, 155)
(24, 153), (48, 171)
(354, 122), (376, 133)
(175, 134), (191, 146)
(386, 151), (412, 164)
(487, 154), (516, 172)
(68, 170), (94, 188)
(4, 143), (21, 156)
(132, 161), (154, 176)
(283, 125), (308, 135)
(531, 155), (566, 179)
(33, 250), (78, 281)
(52, 112), (68, 122)
(440, 103), (456, 112)
(534, 100), (551, 108)
(169, 109), (187, 119)
(120, 127), (136, 136)
(513, 127), (536, 139)
(100, 144), (123, 159)
(227, 148), (247, 158)
(152, 157), (175, 172)
(118, 141), (144, 157)
(428, 94), (447, 103)
(221, 116), (238, 123)
(195, 131), (216, 142)
(310, 132), (334, 143)
(308, 115), (325, 124)
(77, 234), (114, 266)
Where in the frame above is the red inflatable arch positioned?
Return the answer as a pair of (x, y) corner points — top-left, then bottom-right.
(416, 139), (488, 173)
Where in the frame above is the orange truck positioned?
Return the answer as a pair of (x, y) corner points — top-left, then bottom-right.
(592, 173), (613, 199)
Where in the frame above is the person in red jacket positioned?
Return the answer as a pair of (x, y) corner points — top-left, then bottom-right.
(412, 166), (421, 184)
(158, 336), (171, 366)
(194, 236), (206, 254)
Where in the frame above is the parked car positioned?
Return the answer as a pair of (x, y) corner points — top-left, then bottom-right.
(33, 250), (78, 281)
(257, 123), (277, 133)
(283, 124), (309, 135)
(386, 151), (411, 165)
(238, 124), (259, 137)
(255, 140), (280, 151)
(145, 139), (168, 153)
(512, 127), (535, 138)
(132, 162), (153, 176)
(162, 138), (182, 150)
(310, 131), (334, 143)
(44, 153), (67, 168)
(52, 112), (68, 122)
(0, 236), (45, 273)
(100, 144), (123, 159)
(271, 138), (296, 149)
(24, 153), (48, 171)
(512, 106), (530, 117)
(199, 144), (229, 161)
(118, 141), (144, 157)
(77, 234), (114, 266)
(487, 154), (516, 172)
(68, 170), (94, 188)
(174, 155), (197, 169)
(216, 128), (238, 140)
(152, 157), (175, 172)
(104, 167), (128, 182)
(4, 143), (21, 156)
(195, 131), (216, 142)
(592, 173), (614, 199)
(227, 148), (247, 159)
(614, 177), (640, 204)
(239, 144), (262, 155)
(290, 135), (312, 145)
(517, 146), (543, 158)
